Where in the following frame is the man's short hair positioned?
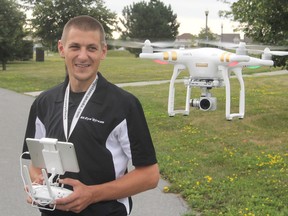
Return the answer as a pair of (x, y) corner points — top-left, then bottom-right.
(61, 15), (106, 45)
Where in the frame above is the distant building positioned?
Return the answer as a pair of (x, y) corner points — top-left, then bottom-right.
(175, 33), (254, 47)
(175, 33), (196, 47)
(221, 33), (241, 43)
(176, 33), (193, 41)
(221, 33), (254, 44)
(243, 36), (253, 44)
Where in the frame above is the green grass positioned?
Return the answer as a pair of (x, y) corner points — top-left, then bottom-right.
(0, 51), (174, 92)
(1, 51), (287, 215)
(0, 50), (280, 93)
(126, 77), (288, 216)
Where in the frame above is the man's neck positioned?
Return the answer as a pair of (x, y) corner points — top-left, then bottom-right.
(69, 78), (95, 93)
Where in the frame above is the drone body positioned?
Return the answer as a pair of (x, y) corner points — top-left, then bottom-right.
(139, 40), (283, 120)
(140, 47), (266, 79)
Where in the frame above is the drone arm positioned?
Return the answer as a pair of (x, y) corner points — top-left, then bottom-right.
(239, 57), (273, 67)
(230, 55), (250, 63)
(139, 52), (168, 60)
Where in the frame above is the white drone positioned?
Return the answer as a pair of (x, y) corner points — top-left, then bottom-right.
(138, 40), (288, 120)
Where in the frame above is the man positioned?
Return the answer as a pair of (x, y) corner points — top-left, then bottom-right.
(22, 15), (159, 216)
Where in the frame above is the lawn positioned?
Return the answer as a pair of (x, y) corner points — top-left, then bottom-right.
(1, 51), (287, 215)
(127, 77), (288, 216)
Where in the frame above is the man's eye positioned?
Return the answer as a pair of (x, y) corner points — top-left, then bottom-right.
(88, 47), (97, 51)
(69, 45), (79, 49)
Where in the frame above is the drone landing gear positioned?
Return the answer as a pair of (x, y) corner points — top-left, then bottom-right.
(220, 66), (245, 120)
(168, 64), (189, 116)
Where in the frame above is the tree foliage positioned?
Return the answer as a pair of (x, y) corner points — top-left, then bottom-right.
(119, 0), (179, 55)
(198, 27), (217, 41)
(219, 0), (288, 69)
(219, 0), (288, 45)
(0, 0), (28, 70)
(24, 0), (117, 51)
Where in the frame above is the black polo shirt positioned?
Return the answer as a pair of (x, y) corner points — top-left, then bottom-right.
(22, 73), (157, 216)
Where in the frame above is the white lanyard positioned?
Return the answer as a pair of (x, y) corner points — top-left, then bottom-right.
(63, 77), (98, 141)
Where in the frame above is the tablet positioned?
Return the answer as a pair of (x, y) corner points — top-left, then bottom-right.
(26, 138), (80, 174)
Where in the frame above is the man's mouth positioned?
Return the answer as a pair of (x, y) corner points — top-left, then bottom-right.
(75, 63), (90, 68)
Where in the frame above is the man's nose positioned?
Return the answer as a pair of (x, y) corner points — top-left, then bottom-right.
(78, 48), (89, 59)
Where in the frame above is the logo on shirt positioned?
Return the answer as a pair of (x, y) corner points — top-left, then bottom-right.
(80, 116), (105, 124)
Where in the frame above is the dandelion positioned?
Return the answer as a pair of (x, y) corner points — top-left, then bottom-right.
(163, 186), (170, 193)
(204, 175), (213, 183)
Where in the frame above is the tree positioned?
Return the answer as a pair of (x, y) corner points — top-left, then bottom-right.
(219, 0), (288, 69)
(119, 0), (180, 55)
(24, 0), (117, 51)
(0, 0), (27, 70)
(219, 0), (288, 45)
(197, 27), (217, 41)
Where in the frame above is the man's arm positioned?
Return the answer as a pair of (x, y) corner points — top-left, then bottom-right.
(55, 163), (160, 213)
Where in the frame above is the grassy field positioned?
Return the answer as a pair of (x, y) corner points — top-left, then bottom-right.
(1, 51), (287, 215)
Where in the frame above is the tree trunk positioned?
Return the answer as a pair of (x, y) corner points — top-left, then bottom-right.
(2, 61), (7, 71)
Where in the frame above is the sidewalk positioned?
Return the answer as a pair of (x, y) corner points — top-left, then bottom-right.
(0, 87), (189, 216)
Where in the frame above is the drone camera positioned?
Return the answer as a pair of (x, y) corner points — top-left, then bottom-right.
(190, 96), (217, 111)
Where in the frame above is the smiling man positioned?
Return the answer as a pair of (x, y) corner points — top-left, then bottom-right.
(22, 15), (159, 216)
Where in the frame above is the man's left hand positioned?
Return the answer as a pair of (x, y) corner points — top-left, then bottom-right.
(54, 178), (94, 213)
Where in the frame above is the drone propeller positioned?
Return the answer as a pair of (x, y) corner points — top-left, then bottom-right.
(198, 40), (288, 55)
(263, 48), (288, 56)
(107, 39), (175, 49)
(269, 51), (288, 56)
(258, 47), (288, 60)
(107, 39), (143, 48)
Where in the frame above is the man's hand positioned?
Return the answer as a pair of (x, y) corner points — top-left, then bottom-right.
(53, 164), (159, 213)
(54, 178), (94, 213)
(26, 164), (44, 205)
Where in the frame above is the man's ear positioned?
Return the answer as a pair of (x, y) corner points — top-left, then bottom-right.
(58, 40), (65, 58)
(100, 44), (108, 60)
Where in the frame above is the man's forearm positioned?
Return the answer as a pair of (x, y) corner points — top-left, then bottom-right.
(88, 164), (159, 203)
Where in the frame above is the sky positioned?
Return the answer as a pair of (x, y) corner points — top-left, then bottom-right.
(105, 0), (241, 38)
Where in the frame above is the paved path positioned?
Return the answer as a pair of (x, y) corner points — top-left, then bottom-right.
(0, 88), (189, 216)
(0, 88), (38, 216)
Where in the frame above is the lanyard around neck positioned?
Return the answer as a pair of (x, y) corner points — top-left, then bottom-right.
(63, 77), (98, 141)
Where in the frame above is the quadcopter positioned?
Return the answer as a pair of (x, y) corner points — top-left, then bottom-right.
(137, 40), (288, 120)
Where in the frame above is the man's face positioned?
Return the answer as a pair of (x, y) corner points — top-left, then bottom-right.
(58, 27), (107, 88)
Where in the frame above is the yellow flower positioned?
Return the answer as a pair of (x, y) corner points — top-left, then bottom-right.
(204, 175), (213, 183)
(163, 186), (170, 193)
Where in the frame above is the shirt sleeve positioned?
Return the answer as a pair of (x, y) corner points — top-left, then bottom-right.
(126, 96), (157, 167)
(22, 100), (37, 158)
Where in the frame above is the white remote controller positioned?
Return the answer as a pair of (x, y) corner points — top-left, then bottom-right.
(23, 165), (73, 208)
(32, 185), (73, 203)
(21, 139), (80, 211)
